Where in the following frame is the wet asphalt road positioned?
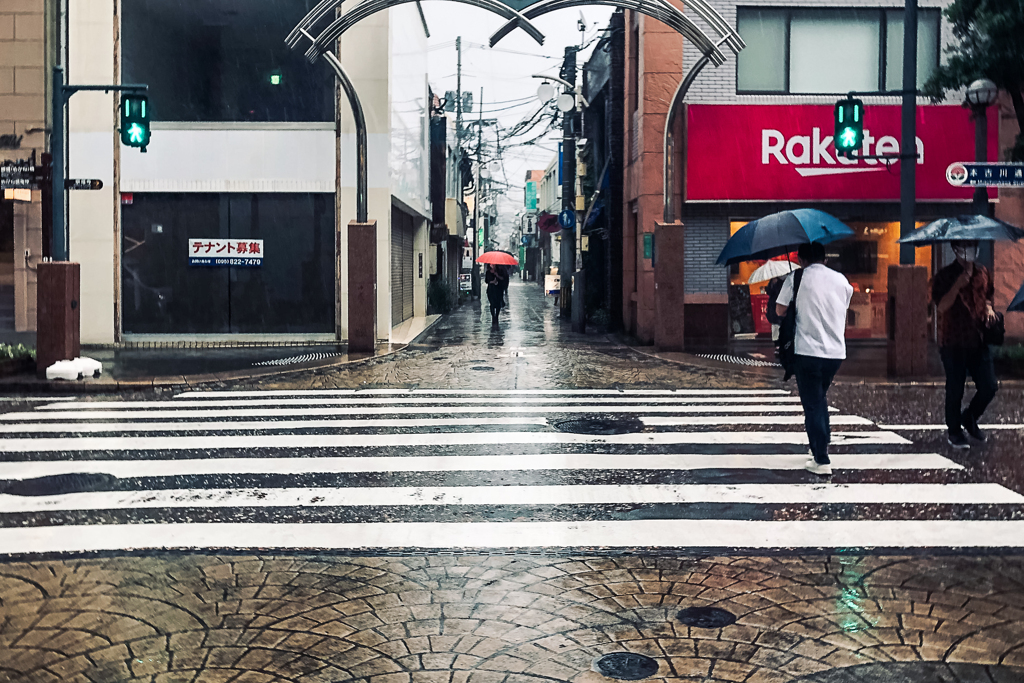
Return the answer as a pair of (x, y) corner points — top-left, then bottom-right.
(2, 278), (1024, 682)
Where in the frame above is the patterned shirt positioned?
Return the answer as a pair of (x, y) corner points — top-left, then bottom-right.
(931, 261), (993, 348)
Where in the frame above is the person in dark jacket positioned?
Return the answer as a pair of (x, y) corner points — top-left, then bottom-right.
(485, 264), (508, 327)
(931, 240), (999, 449)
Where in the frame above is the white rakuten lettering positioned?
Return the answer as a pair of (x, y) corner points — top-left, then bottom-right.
(862, 131), (877, 165)
(812, 128), (835, 165)
(761, 129), (926, 166)
(786, 135), (811, 164)
(762, 130), (786, 164)
(876, 136), (899, 157)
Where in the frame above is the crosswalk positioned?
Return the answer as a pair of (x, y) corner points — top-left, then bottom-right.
(0, 388), (1022, 556)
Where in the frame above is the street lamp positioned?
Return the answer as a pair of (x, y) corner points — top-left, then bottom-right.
(965, 78), (999, 267)
(966, 78), (998, 216)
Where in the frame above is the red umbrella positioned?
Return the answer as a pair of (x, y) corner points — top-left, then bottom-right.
(476, 251), (519, 265)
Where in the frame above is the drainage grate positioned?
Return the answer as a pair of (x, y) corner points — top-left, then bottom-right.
(696, 353), (780, 368)
(553, 417), (643, 435)
(253, 352), (344, 367)
(677, 606), (737, 628)
(593, 653), (660, 680)
(1, 473), (118, 496)
(470, 366), (495, 371)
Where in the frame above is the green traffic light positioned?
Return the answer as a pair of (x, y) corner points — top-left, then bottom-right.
(839, 127), (859, 149)
(128, 123), (146, 144)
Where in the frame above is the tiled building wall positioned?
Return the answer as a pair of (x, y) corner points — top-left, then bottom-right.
(683, 216), (729, 295)
(0, 0), (45, 332)
(684, 0), (954, 106)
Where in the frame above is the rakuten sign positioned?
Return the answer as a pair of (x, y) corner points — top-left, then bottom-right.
(686, 105), (996, 202)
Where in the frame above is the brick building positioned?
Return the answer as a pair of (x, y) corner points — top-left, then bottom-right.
(623, 0), (1024, 346)
(0, 0), (47, 337)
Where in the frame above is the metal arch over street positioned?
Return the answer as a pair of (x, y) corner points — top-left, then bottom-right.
(489, 0), (733, 63)
(306, 0), (545, 63)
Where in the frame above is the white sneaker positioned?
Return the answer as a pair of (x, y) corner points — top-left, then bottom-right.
(804, 458), (832, 476)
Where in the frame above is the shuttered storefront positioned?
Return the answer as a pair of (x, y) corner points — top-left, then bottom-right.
(390, 207), (415, 326)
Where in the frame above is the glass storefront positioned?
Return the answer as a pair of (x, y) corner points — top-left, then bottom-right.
(729, 220), (931, 339)
(122, 193), (335, 334)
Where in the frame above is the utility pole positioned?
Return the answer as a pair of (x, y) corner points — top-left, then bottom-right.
(473, 88), (484, 298)
(899, 0), (917, 265)
(457, 38), (477, 299)
(559, 46), (576, 319)
(480, 88), (488, 253)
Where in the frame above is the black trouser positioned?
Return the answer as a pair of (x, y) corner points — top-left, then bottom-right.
(794, 354), (843, 464)
(940, 345), (998, 434)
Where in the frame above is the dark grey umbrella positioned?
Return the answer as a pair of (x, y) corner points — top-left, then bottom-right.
(897, 215), (1024, 244)
(1010, 282), (1024, 313)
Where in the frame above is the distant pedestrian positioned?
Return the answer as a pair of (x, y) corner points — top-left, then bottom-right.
(485, 263), (507, 327)
(931, 239), (998, 450)
(775, 242), (853, 476)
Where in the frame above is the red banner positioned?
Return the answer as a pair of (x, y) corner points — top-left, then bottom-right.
(685, 104), (998, 202)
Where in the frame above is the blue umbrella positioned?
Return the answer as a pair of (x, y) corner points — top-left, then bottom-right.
(897, 215), (1024, 244)
(1010, 281), (1024, 313)
(715, 209), (855, 266)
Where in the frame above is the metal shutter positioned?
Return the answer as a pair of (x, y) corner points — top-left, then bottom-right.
(390, 207), (415, 326)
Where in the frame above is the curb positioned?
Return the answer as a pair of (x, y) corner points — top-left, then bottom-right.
(0, 343), (410, 395)
(621, 343), (1024, 389)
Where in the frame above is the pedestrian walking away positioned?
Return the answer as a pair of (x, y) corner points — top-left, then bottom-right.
(485, 263), (508, 327)
(775, 242), (853, 476)
(931, 240), (999, 450)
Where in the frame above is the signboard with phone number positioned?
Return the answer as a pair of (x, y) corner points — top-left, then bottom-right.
(189, 239), (264, 267)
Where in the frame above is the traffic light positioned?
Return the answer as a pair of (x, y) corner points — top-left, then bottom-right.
(833, 98), (863, 157)
(120, 93), (150, 151)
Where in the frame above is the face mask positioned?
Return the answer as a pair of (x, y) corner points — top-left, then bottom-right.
(953, 245), (978, 262)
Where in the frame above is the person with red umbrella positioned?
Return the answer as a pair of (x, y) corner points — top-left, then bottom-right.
(478, 251), (517, 327)
(484, 263), (508, 327)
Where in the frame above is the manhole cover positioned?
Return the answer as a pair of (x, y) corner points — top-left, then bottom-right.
(553, 417), (642, 435)
(593, 653), (660, 680)
(471, 366), (495, 371)
(677, 606), (737, 628)
(1, 473), (118, 496)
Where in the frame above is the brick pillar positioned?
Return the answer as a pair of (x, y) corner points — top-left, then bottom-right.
(36, 262), (80, 376)
(654, 221), (684, 351)
(887, 264), (928, 377)
(348, 221), (377, 354)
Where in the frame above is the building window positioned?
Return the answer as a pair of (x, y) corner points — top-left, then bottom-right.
(121, 193), (335, 334)
(736, 7), (940, 95)
(122, 0), (334, 122)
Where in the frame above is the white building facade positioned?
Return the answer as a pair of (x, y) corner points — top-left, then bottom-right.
(66, 0), (430, 344)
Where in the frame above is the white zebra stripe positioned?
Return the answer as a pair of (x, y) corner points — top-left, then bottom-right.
(0, 417), (548, 434)
(2, 519), (1024, 554)
(0, 452), (962, 479)
(36, 396), (806, 410)
(176, 389), (792, 398)
(642, 415), (873, 427)
(0, 404), (832, 422)
(1, 483), (1018, 513)
(0, 430), (913, 452)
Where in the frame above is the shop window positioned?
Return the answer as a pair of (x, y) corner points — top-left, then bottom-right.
(727, 220), (931, 340)
(121, 193), (335, 334)
(122, 0), (333, 122)
(736, 7), (941, 95)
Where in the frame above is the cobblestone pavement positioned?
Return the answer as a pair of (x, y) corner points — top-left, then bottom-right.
(4, 281), (1024, 682)
(2, 553), (1024, 683)
(233, 282), (760, 392)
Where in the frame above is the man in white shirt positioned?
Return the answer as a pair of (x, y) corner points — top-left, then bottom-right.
(775, 242), (854, 476)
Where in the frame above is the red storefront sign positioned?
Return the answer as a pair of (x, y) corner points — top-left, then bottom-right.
(686, 104), (998, 202)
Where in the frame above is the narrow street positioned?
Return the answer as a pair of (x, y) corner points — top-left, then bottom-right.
(1, 280), (1023, 682)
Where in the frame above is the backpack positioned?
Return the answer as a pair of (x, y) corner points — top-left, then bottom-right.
(776, 269), (804, 382)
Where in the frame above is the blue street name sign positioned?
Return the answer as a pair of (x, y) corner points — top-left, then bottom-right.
(558, 209), (575, 229)
(946, 162), (1024, 188)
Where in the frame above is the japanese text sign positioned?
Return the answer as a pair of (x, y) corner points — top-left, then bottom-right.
(188, 238), (264, 267)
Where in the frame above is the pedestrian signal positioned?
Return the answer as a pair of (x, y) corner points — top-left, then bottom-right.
(833, 98), (863, 158)
(120, 94), (150, 151)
